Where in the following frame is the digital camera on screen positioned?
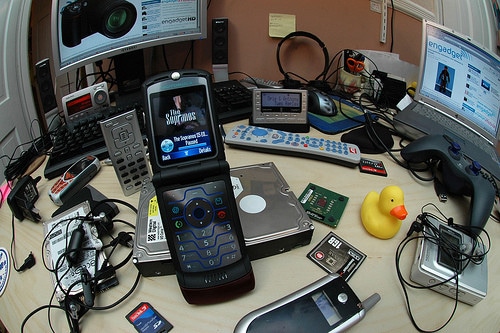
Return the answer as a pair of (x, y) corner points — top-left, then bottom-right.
(61, 0), (137, 47)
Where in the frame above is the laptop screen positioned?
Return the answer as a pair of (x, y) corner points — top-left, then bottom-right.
(417, 20), (500, 142)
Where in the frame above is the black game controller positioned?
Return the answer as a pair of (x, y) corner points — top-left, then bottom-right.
(401, 134), (495, 237)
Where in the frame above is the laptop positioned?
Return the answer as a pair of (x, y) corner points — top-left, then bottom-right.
(393, 20), (500, 180)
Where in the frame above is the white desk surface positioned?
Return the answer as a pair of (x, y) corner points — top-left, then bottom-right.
(0, 120), (499, 333)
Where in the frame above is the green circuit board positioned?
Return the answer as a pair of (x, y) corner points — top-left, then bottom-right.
(298, 183), (349, 228)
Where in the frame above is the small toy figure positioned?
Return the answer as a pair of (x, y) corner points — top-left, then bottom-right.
(361, 185), (408, 239)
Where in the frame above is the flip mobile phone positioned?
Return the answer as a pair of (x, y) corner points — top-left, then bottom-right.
(234, 273), (380, 333)
(142, 69), (255, 304)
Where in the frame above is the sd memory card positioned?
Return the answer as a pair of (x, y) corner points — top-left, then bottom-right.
(127, 302), (173, 333)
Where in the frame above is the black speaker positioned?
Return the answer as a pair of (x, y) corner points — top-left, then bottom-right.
(212, 18), (228, 65)
(114, 50), (145, 94)
(35, 58), (58, 114)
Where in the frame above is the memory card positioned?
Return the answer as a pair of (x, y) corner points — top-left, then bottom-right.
(126, 302), (173, 333)
(359, 157), (387, 177)
(307, 232), (366, 281)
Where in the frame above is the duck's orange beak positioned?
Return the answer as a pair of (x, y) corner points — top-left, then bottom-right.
(390, 205), (408, 220)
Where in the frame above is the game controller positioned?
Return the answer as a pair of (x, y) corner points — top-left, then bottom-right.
(401, 134), (495, 237)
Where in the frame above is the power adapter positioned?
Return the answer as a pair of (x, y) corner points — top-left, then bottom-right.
(7, 175), (42, 222)
(372, 70), (407, 109)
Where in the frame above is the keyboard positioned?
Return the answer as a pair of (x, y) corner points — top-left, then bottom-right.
(212, 80), (253, 123)
(44, 80), (251, 179)
(44, 105), (145, 179)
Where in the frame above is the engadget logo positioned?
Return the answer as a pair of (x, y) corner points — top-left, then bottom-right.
(428, 41), (471, 61)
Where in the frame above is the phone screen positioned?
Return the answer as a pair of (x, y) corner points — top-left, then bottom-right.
(244, 284), (357, 332)
(148, 84), (217, 166)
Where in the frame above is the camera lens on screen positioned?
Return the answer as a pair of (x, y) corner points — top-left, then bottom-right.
(106, 8), (131, 34)
(61, 0), (137, 48)
(99, 2), (137, 38)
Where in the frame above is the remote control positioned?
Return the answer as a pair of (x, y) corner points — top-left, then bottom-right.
(225, 125), (361, 167)
(241, 77), (283, 89)
(100, 109), (151, 196)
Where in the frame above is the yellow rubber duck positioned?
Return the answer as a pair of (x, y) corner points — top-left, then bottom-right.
(361, 185), (408, 239)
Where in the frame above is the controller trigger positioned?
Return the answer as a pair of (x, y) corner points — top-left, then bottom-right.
(443, 134), (454, 144)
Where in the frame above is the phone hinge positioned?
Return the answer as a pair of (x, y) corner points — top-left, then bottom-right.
(153, 160), (229, 186)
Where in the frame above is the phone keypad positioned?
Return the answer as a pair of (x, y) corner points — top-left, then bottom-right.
(162, 180), (242, 272)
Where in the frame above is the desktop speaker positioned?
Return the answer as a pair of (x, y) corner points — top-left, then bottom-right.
(35, 58), (58, 114)
(114, 50), (145, 94)
(212, 18), (228, 65)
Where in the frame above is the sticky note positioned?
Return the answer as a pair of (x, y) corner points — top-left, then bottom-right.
(269, 13), (296, 38)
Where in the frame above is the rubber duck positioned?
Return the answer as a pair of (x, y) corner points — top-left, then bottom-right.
(361, 185), (408, 239)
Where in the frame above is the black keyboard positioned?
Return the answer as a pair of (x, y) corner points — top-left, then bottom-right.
(212, 80), (253, 123)
(44, 105), (145, 179)
(44, 81), (251, 179)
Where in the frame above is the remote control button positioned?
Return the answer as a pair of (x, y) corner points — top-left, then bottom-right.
(252, 128), (268, 136)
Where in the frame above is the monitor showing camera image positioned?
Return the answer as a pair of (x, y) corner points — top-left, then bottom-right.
(51, 0), (207, 75)
(148, 84), (217, 166)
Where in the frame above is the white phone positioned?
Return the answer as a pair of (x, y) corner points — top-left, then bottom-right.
(234, 273), (380, 333)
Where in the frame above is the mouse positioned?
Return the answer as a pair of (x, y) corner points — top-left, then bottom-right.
(307, 88), (337, 117)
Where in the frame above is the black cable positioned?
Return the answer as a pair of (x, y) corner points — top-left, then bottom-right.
(2, 131), (52, 182)
(90, 198), (138, 216)
(162, 44), (171, 71)
(490, 211), (500, 223)
(389, 0), (395, 53)
(10, 212), (36, 272)
(21, 304), (66, 333)
(395, 233), (458, 332)
(23, 197), (139, 332)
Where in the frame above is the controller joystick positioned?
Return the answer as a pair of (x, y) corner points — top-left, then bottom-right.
(401, 135), (495, 237)
(467, 161), (482, 176)
(447, 141), (461, 160)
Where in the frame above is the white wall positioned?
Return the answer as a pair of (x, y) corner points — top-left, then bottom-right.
(393, 0), (498, 53)
(441, 0), (498, 52)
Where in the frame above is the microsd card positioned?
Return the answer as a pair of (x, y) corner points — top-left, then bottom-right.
(127, 302), (173, 333)
(359, 158), (387, 177)
(298, 183), (348, 228)
(307, 232), (366, 281)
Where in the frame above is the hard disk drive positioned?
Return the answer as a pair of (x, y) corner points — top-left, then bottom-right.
(133, 162), (314, 276)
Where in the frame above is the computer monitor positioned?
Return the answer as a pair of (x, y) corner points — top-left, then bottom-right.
(51, 0), (207, 77)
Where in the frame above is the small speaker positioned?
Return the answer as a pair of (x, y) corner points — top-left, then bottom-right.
(114, 50), (145, 94)
(35, 58), (58, 114)
(212, 18), (228, 65)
